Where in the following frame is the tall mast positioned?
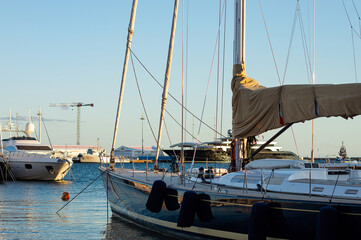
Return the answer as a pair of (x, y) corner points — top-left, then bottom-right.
(154, 0), (180, 168)
(232, 0), (247, 172)
(234, 0), (246, 66)
(110, 0), (138, 168)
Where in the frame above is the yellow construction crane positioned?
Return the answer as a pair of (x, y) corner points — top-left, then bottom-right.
(49, 102), (94, 145)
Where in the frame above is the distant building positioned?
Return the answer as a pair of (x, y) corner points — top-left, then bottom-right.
(114, 146), (165, 159)
(53, 145), (103, 157)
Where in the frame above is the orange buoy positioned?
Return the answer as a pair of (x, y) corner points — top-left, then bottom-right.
(61, 192), (70, 201)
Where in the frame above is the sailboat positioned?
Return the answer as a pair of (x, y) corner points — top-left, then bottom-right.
(100, 0), (361, 239)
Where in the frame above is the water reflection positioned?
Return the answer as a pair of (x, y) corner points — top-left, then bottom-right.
(102, 215), (173, 240)
(0, 163), (229, 240)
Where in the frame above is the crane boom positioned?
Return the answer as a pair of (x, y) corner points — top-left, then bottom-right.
(49, 102), (94, 145)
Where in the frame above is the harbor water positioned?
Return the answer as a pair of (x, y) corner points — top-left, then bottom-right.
(0, 162), (229, 239)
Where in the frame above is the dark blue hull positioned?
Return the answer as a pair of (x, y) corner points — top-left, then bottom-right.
(100, 168), (361, 240)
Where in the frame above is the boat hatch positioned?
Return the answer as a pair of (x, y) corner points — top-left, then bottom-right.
(312, 187), (324, 192)
(231, 175), (244, 183)
(345, 189), (358, 195)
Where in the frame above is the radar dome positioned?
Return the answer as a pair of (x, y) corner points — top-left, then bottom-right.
(227, 129), (233, 137)
(25, 122), (35, 137)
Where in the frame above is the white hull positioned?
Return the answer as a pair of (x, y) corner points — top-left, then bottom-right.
(79, 154), (101, 163)
(5, 152), (73, 181)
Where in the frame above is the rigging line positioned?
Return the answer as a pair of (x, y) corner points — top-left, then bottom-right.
(342, 0), (359, 83)
(258, 0), (282, 85)
(291, 128), (301, 159)
(196, 0), (226, 136)
(181, 0), (185, 175)
(282, 4), (298, 85)
(351, 29), (358, 83)
(343, 0), (353, 28)
(30, 115), (39, 140)
(131, 50), (209, 149)
(41, 116), (53, 148)
(132, 49), (205, 147)
(280, 3), (304, 161)
(353, 0), (361, 35)
(164, 108), (201, 144)
(185, 0), (189, 142)
(329, 172), (341, 204)
(297, 6), (313, 83)
(191, 1), (226, 169)
(258, 0), (302, 156)
(342, 0), (361, 39)
(129, 49), (226, 139)
(163, 119), (177, 158)
(132, 49), (201, 151)
(215, 0), (222, 141)
(130, 53), (158, 145)
(352, 0), (361, 20)
(221, 0), (227, 138)
(56, 170), (106, 215)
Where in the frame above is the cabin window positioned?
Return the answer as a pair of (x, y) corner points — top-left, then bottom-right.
(305, 163), (311, 168)
(345, 189), (358, 195)
(231, 175), (243, 183)
(25, 164), (32, 169)
(312, 163), (319, 168)
(312, 187), (324, 192)
(5, 146), (16, 152)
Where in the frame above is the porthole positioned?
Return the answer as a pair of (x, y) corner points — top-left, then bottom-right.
(25, 164), (32, 169)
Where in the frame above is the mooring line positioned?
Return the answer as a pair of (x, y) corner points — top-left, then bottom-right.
(56, 170), (107, 215)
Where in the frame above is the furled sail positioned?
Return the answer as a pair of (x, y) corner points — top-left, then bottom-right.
(232, 63), (361, 139)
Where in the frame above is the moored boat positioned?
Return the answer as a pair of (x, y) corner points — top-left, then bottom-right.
(100, 0), (361, 239)
(1, 120), (73, 181)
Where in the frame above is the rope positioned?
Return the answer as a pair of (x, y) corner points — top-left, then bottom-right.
(130, 49), (203, 152)
(130, 53), (158, 144)
(258, 0), (282, 86)
(129, 48), (226, 140)
(352, 0), (361, 35)
(41, 116), (53, 149)
(191, 0), (226, 170)
(351, 29), (358, 83)
(329, 173), (341, 204)
(282, 5), (298, 85)
(163, 119), (177, 161)
(342, 0), (361, 39)
(342, 0), (360, 83)
(220, 0), (227, 139)
(297, 5), (313, 83)
(56, 170), (106, 215)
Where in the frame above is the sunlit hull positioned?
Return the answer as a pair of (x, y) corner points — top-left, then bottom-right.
(100, 166), (361, 239)
(6, 153), (73, 181)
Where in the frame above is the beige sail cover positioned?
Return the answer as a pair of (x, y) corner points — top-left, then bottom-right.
(232, 64), (361, 139)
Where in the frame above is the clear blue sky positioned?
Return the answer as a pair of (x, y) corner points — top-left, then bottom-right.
(1, 0), (360, 157)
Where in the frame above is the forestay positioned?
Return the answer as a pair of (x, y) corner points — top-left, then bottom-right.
(232, 63), (361, 139)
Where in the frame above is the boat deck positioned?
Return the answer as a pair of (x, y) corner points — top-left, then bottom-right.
(100, 166), (361, 205)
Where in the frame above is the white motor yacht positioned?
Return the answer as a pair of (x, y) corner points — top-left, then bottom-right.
(2, 136), (73, 181)
(1, 115), (73, 181)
